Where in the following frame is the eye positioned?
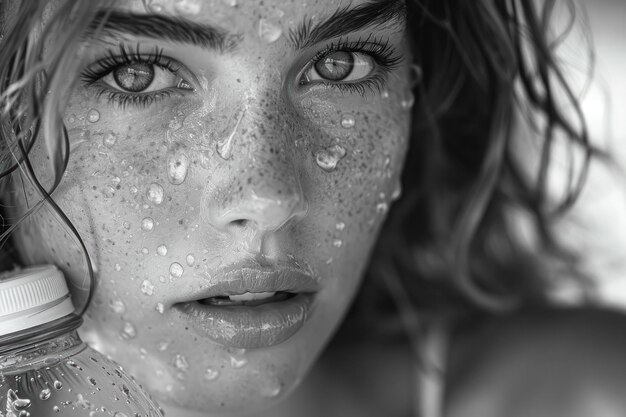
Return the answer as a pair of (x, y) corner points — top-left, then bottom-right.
(303, 51), (375, 84)
(100, 62), (192, 93)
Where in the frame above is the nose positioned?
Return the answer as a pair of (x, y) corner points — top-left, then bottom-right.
(200, 97), (308, 235)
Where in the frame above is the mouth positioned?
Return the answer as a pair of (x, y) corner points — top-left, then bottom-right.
(173, 261), (320, 349)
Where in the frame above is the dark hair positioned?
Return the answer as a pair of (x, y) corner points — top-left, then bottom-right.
(340, 0), (603, 347)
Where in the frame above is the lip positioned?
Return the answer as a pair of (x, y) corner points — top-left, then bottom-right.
(173, 260), (320, 349)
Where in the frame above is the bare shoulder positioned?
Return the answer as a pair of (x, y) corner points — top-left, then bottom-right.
(445, 307), (626, 417)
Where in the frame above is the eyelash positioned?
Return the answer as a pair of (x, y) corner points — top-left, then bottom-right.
(305, 35), (403, 96)
(81, 45), (186, 108)
(80, 36), (403, 108)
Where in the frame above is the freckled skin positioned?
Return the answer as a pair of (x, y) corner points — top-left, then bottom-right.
(6, 0), (412, 414)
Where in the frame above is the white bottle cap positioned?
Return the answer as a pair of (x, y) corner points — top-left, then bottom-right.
(0, 265), (75, 336)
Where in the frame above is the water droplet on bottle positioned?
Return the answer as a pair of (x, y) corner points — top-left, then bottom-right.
(185, 254), (195, 266)
(87, 109), (100, 123)
(204, 367), (220, 381)
(155, 302), (165, 314)
(103, 131), (117, 148)
(167, 152), (190, 185)
(170, 262), (184, 278)
(333, 239), (343, 248)
(140, 280), (155, 296)
(146, 183), (164, 205)
(335, 222), (345, 231)
(156, 245), (168, 256)
(173, 354), (189, 371)
(315, 144), (347, 172)
(173, 0), (201, 14)
(340, 114), (356, 129)
(141, 217), (154, 231)
(39, 388), (51, 400)
(109, 299), (126, 314)
(53, 380), (63, 390)
(258, 19), (282, 43)
(121, 322), (137, 339)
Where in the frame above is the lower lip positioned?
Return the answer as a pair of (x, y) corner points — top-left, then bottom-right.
(174, 294), (315, 349)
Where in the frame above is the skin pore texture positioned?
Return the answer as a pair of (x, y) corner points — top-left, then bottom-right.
(4, 0), (414, 414)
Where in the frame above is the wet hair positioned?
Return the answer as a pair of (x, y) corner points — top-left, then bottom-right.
(0, 1), (601, 331)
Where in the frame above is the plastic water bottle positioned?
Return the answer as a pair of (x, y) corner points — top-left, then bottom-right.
(0, 265), (164, 416)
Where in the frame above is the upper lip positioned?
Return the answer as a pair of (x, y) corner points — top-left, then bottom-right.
(176, 258), (321, 303)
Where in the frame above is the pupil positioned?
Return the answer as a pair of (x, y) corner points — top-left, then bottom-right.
(315, 51), (354, 81)
(113, 63), (155, 92)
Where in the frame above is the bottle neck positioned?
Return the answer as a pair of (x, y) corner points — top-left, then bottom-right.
(0, 314), (83, 358)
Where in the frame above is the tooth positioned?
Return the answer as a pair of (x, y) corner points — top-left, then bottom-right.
(228, 292), (276, 302)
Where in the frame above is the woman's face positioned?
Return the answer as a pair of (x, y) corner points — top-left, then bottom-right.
(7, 0), (412, 413)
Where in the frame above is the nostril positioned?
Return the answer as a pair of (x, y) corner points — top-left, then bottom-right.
(230, 219), (248, 228)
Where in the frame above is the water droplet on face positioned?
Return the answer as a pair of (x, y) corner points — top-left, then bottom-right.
(109, 299), (126, 314)
(121, 322), (137, 339)
(53, 380), (63, 390)
(167, 152), (190, 185)
(170, 262), (184, 278)
(340, 114), (356, 129)
(173, 0), (201, 14)
(141, 247), (149, 255)
(102, 186), (115, 198)
(141, 217), (154, 231)
(88, 376), (97, 386)
(216, 106), (247, 160)
(122, 221), (131, 230)
(381, 89), (390, 99)
(200, 367), (220, 381)
(258, 19), (283, 43)
(39, 388), (51, 400)
(222, 0), (237, 5)
(376, 202), (388, 215)
(155, 302), (165, 314)
(114, 263), (122, 272)
(333, 239), (343, 248)
(103, 131), (117, 148)
(261, 378), (282, 398)
(158, 340), (170, 351)
(146, 183), (164, 205)
(141, 279), (155, 296)
(335, 222), (345, 231)
(186, 254), (195, 266)
(157, 245), (168, 256)
(87, 109), (100, 123)
(409, 64), (422, 87)
(173, 354), (189, 371)
(401, 92), (415, 110)
(229, 354), (248, 369)
(391, 183), (402, 201)
(315, 144), (347, 172)
(53, 406), (60, 413)
(159, 275), (167, 283)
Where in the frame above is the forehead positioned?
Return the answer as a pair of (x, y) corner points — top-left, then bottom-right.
(112, 0), (403, 37)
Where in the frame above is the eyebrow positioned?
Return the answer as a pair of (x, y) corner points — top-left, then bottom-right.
(289, 0), (407, 50)
(88, 10), (237, 51)
(87, 0), (406, 52)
